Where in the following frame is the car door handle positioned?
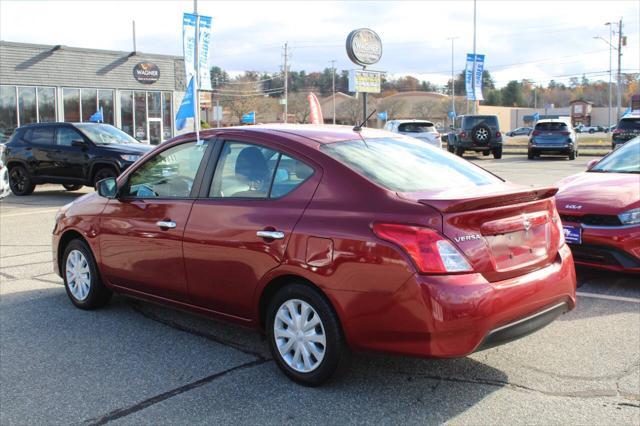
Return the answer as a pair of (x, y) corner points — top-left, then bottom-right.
(156, 220), (177, 229)
(256, 230), (285, 240)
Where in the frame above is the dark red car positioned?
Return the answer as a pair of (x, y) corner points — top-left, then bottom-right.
(556, 137), (640, 273)
(53, 125), (576, 385)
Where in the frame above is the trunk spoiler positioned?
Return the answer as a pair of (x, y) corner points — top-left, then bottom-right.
(403, 186), (558, 213)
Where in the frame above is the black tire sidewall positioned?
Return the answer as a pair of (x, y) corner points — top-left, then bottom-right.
(266, 283), (348, 386)
(62, 239), (111, 310)
(63, 184), (83, 191)
(9, 165), (35, 196)
(92, 167), (117, 186)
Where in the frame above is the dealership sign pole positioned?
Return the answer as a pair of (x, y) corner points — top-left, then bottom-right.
(346, 28), (383, 125)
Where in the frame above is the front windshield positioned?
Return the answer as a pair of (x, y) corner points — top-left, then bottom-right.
(590, 137), (640, 174)
(76, 124), (140, 145)
(320, 136), (501, 192)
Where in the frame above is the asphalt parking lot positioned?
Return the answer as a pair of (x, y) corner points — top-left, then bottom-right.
(1, 154), (638, 425)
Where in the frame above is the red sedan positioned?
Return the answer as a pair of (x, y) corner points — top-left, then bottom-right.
(556, 137), (640, 273)
(53, 125), (576, 385)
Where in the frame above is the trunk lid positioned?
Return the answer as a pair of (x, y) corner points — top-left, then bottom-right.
(400, 184), (562, 282)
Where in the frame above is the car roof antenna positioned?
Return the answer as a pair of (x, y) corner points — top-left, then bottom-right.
(353, 109), (377, 132)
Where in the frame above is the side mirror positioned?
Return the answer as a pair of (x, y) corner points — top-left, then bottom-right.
(96, 177), (118, 198)
(586, 159), (599, 170)
(71, 139), (87, 147)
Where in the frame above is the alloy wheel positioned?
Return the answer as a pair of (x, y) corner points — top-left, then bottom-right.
(476, 128), (489, 141)
(9, 168), (26, 193)
(274, 299), (326, 373)
(65, 249), (91, 301)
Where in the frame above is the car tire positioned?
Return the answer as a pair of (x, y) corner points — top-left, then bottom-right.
(455, 147), (465, 157)
(482, 150), (490, 156)
(92, 167), (117, 187)
(527, 149), (535, 160)
(62, 184), (83, 191)
(492, 147), (503, 159)
(447, 144), (455, 153)
(266, 282), (350, 386)
(568, 150), (576, 160)
(62, 239), (112, 310)
(589, 129), (595, 134)
(8, 165), (36, 196)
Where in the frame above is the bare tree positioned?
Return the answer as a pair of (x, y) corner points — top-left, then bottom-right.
(287, 92), (311, 123)
(377, 97), (408, 119)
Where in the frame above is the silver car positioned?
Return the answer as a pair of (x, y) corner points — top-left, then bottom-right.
(383, 119), (442, 149)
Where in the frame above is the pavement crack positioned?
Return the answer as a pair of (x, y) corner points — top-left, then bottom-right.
(82, 359), (270, 426)
(127, 300), (269, 361)
(394, 371), (640, 401)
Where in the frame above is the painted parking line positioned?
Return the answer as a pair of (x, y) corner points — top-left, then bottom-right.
(0, 208), (60, 218)
(577, 291), (640, 304)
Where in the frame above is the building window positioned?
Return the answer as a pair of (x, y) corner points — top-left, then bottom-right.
(162, 92), (173, 139)
(38, 87), (56, 123)
(81, 89), (97, 122)
(18, 87), (37, 125)
(134, 91), (147, 141)
(63, 88), (80, 122)
(120, 91), (134, 136)
(147, 91), (161, 118)
(0, 85), (17, 142)
(98, 90), (114, 124)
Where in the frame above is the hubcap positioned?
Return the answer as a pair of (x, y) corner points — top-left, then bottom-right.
(65, 250), (91, 301)
(274, 299), (326, 373)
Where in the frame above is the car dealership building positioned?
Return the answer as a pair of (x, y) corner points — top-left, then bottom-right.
(0, 41), (186, 144)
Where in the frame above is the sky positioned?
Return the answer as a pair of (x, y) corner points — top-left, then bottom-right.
(1, 0), (639, 88)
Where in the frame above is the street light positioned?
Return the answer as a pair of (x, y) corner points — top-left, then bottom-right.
(594, 22), (615, 130)
(446, 37), (459, 124)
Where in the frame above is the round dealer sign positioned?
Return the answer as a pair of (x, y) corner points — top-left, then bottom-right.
(346, 28), (382, 67)
(133, 62), (160, 84)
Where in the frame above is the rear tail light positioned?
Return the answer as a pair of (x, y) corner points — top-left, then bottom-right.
(613, 129), (622, 134)
(532, 130), (540, 136)
(372, 223), (473, 273)
(459, 132), (467, 138)
(560, 131), (570, 136)
(496, 131), (502, 137)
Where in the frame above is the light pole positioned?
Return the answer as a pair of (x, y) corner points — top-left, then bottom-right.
(471, 0), (477, 114)
(329, 59), (336, 124)
(447, 37), (459, 124)
(594, 24), (614, 129)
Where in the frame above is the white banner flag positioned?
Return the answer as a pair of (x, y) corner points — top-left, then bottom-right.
(198, 15), (212, 91)
(182, 13), (197, 83)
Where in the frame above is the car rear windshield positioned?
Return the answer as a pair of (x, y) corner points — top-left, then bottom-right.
(463, 116), (498, 128)
(590, 137), (640, 173)
(76, 123), (140, 145)
(617, 117), (640, 131)
(535, 122), (568, 131)
(320, 136), (501, 192)
(398, 122), (435, 133)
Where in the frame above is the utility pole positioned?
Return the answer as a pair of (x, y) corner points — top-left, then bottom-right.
(447, 37), (459, 123)
(283, 42), (289, 123)
(616, 18), (623, 119)
(471, 0), (477, 114)
(606, 22), (613, 129)
(534, 87), (537, 109)
(330, 59), (336, 124)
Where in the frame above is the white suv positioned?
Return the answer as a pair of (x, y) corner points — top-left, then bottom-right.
(383, 120), (442, 149)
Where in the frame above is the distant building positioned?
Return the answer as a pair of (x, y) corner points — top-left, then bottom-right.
(569, 100), (594, 127)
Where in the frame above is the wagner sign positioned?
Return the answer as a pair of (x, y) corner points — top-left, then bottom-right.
(346, 28), (382, 67)
(133, 62), (160, 84)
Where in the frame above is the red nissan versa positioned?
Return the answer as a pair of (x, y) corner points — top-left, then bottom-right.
(52, 125), (576, 386)
(556, 136), (640, 273)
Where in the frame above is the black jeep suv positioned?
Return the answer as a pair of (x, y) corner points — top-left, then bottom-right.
(2, 122), (152, 196)
(447, 115), (503, 159)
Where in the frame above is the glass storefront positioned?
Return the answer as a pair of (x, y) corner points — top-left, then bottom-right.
(0, 85), (174, 144)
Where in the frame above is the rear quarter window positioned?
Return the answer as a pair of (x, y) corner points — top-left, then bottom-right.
(24, 127), (54, 145)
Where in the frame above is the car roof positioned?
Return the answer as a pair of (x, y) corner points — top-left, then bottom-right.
(183, 124), (392, 145)
(18, 122), (110, 129)
(389, 119), (434, 124)
(536, 119), (570, 124)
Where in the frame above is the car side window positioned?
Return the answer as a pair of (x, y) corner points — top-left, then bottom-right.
(270, 154), (314, 198)
(25, 127), (54, 145)
(209, 141), (278, 198)
(124, 141), (208, 198)
(56, 127), (84, 147)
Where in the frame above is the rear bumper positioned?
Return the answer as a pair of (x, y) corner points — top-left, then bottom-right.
(330, 244), (576, 358)
(564, 222), (640, 273)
